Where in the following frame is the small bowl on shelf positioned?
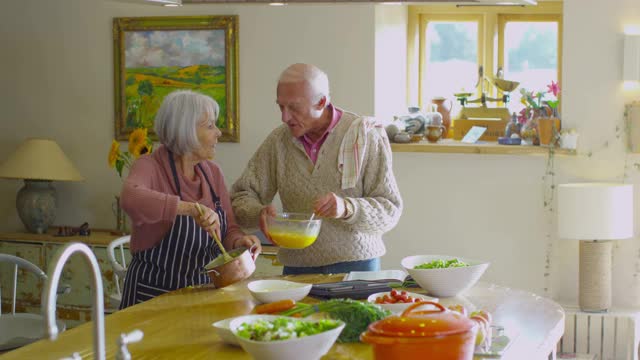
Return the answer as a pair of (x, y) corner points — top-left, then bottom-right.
(265, 212), (322, 249)
(247, 279), (312, 304)
(401, 255), (490, 297)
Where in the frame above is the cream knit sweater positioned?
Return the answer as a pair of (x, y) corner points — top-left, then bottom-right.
(231, 110), (403, 267)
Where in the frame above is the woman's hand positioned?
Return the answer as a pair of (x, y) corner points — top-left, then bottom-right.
(259, 205), (277, 244)
(313, 192), (346, 219)
(193, 203), (221, 241)
(233, 235), (262, 260)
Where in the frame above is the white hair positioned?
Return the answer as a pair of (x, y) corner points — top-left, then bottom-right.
(154, 90), (219, 156)
(278, 63), (331, 104)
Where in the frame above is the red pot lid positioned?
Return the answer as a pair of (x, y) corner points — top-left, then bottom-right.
(367, 301), (475, 338)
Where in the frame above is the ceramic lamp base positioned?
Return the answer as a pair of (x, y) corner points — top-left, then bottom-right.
(16, 180), (57, 234)
(579, 240), (612, 312)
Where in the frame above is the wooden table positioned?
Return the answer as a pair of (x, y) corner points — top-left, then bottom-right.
(0, 275), (564, 359)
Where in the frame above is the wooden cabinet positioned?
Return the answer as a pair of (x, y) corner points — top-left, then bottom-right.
(0, 232), (281, 328)
(0, 231), (128, 327)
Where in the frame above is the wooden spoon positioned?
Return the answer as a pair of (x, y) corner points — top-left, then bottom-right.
(195, 202), (232, 262)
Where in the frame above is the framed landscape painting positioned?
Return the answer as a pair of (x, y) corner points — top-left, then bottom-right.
(113, 16), (239, 142)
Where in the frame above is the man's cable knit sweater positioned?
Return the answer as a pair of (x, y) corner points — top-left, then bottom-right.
(231, 110), (403, 267)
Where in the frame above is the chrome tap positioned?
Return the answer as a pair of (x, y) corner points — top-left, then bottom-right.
(43, 242), (106, 360)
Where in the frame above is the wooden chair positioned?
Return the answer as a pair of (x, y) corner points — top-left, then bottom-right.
(106, 235), (130, 310)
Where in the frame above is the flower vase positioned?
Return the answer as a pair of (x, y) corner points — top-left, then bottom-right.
(113, 195), (129, 234)
(538, 117), (561, 146)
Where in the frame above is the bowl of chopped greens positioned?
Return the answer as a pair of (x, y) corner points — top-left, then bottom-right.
(229, 315), (345, 360)
(401, 255), (490, 297)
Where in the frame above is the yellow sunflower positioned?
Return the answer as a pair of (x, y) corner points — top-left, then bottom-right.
(128, 128), (148, 154)
(108, 140), (120, 168)
(131, 142), (153, 158)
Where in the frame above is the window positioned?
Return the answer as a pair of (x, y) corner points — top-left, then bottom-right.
(408, 4), (562, 119)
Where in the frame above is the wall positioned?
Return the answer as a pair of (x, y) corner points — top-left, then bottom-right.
(1, 0), (640, 308)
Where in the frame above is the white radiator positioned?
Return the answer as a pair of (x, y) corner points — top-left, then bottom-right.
(558, 306), (640, 360)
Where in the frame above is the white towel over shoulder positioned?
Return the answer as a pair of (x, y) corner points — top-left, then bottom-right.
(338, 116), (381, 189)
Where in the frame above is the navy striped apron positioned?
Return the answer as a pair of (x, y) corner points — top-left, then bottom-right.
(120, 153), (228, 309)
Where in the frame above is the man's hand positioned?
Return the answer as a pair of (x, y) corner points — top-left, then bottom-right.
(259, 205), (277, 244)
(313, 192), (346, 219)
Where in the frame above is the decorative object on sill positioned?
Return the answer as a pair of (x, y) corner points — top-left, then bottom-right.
(504, 112), (521, 139)
(385, 123), (401, 141)
(409, 134), (424, 143)
(538, 117), (562, 146)
(431, 97), (452, 138)
(397, 107), (427, 135)
(559, 129), (579, 150)
(558, 183), (634, 312)
(393, 132), (411, 144)
(112, 196), (129, 235)
(0, 139), (84, 234)
(425, 125), (445, 143)
(498, 137), (522, 145)
(424, 104), (442, 126)
(520, 118), (539, 146)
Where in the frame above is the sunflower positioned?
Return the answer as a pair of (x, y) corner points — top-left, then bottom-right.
(108, 140), (120, 168)
(131, 142), (153, 158)
(128, 128), (148, 154)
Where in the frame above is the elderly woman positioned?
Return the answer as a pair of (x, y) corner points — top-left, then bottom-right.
(119, 90), (261, 309)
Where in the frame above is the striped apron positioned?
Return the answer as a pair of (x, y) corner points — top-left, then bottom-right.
(119, 153), (228, 309)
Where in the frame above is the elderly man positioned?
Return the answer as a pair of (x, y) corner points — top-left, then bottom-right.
(231, 63), (402, 275)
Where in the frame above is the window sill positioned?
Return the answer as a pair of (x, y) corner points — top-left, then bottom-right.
(391, 139), (576, 156)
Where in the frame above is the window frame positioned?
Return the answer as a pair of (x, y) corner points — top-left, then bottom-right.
(408, 3), (563, 111)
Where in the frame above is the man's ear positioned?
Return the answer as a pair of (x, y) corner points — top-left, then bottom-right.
(314, 95), (327, 110)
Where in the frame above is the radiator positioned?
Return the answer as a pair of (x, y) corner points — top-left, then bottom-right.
(558, 306), (640, 360)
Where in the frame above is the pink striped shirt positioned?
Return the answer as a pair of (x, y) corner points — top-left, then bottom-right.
(300, 104), (343, 164)
(120, 145), (244, 253)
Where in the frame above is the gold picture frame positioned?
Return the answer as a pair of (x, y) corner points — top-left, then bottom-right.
(113, 15), (239, 142)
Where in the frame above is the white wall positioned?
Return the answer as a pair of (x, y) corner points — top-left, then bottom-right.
(2, 0), (640, 308)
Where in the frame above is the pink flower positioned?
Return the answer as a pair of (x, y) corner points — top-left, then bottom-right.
(547, 81), (560, 97)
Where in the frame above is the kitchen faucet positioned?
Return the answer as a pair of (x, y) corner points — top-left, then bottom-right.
(43, 242), (106, 360)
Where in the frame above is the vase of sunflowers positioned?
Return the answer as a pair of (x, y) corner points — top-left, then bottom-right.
(108, 128), (153, 234)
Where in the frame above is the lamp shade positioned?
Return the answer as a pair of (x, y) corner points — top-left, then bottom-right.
(558, 183), (633, 240)
(0, 139), (83, 181)
(624, 33), (640, 82)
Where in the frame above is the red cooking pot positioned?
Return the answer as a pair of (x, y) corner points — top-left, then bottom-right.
(361, 301), (478, 360)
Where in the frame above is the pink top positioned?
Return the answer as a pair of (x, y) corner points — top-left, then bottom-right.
(300, 104), (343, 164)
(120, 145), (244, 253)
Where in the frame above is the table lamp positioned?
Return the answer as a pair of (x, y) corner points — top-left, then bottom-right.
(558, 183), (634, 312)
(0, 139), (84, 234)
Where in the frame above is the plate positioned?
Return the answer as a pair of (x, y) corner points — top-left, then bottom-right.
(454, 92), (473, 98)
(367, 290), (438, 313)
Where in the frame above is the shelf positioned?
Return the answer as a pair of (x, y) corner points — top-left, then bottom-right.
(391, 139), (576, 156)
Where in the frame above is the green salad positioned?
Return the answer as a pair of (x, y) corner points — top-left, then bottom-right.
(415, 258), (469, 269)
(236, 318), (341, 342)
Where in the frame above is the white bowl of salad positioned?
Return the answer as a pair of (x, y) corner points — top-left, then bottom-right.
(229, 315), (345, 360)
(401, 255), (490, 297)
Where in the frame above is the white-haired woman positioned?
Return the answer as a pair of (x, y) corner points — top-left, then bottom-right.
(119, 90), (261, 309)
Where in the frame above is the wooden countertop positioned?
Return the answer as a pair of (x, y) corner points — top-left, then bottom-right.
(0, 230), (123, 246)
(0, 275), (564, 360)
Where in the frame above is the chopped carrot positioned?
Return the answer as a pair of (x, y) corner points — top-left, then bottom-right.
(254, 299), (296, 314)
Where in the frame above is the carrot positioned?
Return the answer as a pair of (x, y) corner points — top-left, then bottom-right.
(254, 299), (296, 314)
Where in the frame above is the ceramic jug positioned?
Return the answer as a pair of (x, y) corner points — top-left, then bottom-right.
(431, 97), (453, 139)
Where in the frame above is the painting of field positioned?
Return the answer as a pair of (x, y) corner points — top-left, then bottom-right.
(114, 16), (239, 142)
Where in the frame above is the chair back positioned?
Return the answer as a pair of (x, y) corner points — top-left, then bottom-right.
(0, 254), (47, 316)
(107, 235), (130, 301)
